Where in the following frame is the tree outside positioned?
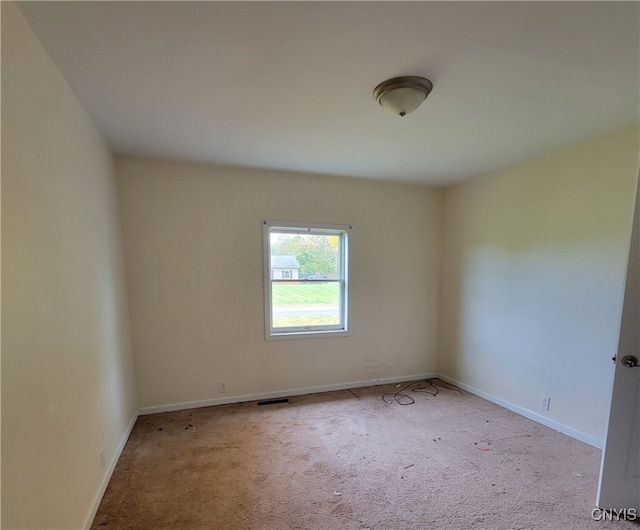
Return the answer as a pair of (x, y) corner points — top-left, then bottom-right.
(270, 233), (339, 278)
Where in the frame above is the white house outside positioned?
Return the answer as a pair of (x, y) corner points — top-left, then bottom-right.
(271, 255), (300, 279)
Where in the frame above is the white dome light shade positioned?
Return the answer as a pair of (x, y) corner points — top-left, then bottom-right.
(377, 87), (427, 117)
(373, 76), (433, 117)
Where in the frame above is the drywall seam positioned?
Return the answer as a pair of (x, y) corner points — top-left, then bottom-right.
(138, 373), (437, 415)
(82, 413), (138, 530)
(436, 374), (602, 449)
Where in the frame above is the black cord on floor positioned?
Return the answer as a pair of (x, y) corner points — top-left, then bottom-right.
(381, 378), (462, 405)
(430, 379), (463, 395)
(381, 381), (420, 405)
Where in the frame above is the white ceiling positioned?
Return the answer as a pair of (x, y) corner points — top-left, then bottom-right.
(17, 1), (640, 185)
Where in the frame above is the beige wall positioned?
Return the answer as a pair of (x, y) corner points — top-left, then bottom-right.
(116, 156), (441, 410)
(439, 127), (639, 444)
(1, 3), (138, 529)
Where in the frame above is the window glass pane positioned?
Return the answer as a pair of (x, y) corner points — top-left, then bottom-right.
(270, 232), (340, 279)
(272, 281), (341, 329)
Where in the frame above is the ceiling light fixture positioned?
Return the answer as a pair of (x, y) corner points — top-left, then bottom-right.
(373, 76), (433, 117)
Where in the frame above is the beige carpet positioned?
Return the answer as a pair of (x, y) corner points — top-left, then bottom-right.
(92, 380), (637, 530)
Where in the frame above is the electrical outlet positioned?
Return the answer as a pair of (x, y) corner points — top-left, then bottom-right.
(387, 362), (393, 374)
(541, 397), (550, 411)
(99, 449), (105, 470)
(219, 381), (228, 393)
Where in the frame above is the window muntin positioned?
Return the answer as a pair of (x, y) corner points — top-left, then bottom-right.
(264, 222), (349, 338)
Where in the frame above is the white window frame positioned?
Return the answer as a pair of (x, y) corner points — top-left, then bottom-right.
(263, 220), (350, 340)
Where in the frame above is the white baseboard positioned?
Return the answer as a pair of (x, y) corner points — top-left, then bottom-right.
(436, 374), (603, 449)
(82, 413), (138, 529)
(138, 373), (438, 415)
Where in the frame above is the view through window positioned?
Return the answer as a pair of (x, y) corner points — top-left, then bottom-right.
(264, 222), (349, 338)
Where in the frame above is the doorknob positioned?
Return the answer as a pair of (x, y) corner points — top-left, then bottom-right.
(621, 355), (639, 368)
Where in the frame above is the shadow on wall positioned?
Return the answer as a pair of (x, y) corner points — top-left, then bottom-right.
(439, 127), (639, 441)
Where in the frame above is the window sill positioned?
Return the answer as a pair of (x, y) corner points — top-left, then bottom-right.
(266, 329), (350, 341)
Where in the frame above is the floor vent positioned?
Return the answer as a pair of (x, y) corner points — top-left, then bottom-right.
(257, 398), (290, 406)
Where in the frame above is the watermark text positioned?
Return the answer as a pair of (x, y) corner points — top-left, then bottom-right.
(591, 508), (637, 521)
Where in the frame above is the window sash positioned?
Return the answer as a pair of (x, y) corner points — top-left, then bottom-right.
(264, 221), (349, 339)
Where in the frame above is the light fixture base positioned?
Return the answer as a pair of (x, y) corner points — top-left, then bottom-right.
(373, 76), (433, 117)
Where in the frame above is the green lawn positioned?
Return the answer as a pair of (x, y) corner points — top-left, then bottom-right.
(272, 282), (339, 306)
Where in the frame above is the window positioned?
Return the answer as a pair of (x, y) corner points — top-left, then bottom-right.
(263, 221), (350, 338)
